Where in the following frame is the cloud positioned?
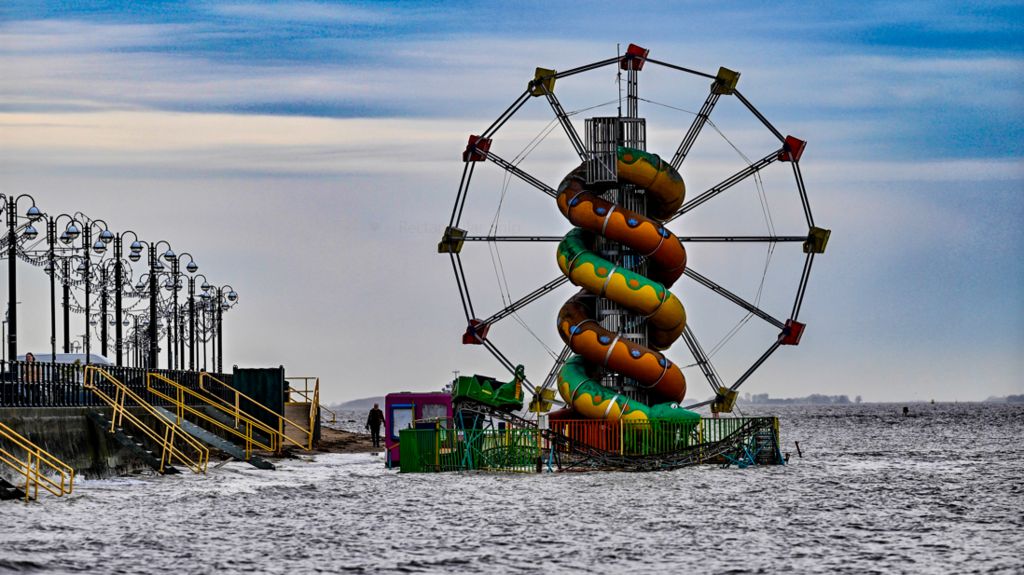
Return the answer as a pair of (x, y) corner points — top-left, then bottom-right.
(209, 2), (396, 25)
(0, 4), (1021, 402)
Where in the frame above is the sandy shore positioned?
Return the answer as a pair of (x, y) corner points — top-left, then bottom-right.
(311, 426), (384, 455)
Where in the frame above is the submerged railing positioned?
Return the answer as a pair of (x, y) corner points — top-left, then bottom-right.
(146, 373), (278, 459)
(399, 416), (782, 473)
(84, 366), (209, 474)
(399, 426), (542, 473)
(200, 373), (315, 451)
(0, 420), (75, 502)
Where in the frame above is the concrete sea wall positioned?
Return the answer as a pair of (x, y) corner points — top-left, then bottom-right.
(0, 407), (151, 479)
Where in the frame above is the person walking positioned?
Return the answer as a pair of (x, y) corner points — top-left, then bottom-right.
(366, 403), (385, 448)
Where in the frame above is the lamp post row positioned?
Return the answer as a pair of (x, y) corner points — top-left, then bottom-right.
(0, 196), (239, 372)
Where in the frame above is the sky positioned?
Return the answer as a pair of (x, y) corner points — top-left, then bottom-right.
(0, 1), (1021, 403)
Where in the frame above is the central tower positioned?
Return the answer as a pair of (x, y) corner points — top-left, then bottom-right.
(586, 46), (650, 406)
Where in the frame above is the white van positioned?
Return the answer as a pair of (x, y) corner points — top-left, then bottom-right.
(17, 353), (113, 365)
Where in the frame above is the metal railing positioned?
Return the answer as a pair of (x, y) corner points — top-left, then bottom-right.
(146, 372), (278, 459)
(399, 416), (783, 473)
(400, 426), (542, 473)
(84, 366), (209, 474)
(0, 360), (233, 408)
(0, 420), (75, 502)
(200, 373), (314, 451)
(546, 417), (764, 457)
(286, 376), (334, 424)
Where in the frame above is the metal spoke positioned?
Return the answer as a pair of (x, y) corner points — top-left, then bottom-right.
(481, 338), (537, 394)
(730, 340), (782, 392)
(681, 399), (714, 410)
(539, 344), (572, 393)
(670, 89), (721, 169)
(645, 58), (716, 80)
(480, 275), (570, 328)
(683, 267), (786, 330)
(678, 235), (807, 243)
(452, 161), (477, 229)
(680, 324), (724, 395)
(552, 56), (621, 80)
(790, 252), (815, 321)
(480, 89), (532, 140)
(734, 89), (785, 143)
(668, 148), (781, 222)
(540, 87), (588, 162)
(484, 151), (558, 198)
(463, 235), (809, 243)
(464, 235), (564, 242)
(792, 161), (815, 228)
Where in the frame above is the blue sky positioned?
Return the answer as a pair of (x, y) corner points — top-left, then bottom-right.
(1, 1), (1022, 402)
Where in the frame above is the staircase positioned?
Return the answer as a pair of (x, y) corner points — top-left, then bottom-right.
(86, 411), (180, 475)
(753, 425), (783, 465)
(152, 406), (275, 470)
(0, 419), (75, 501)
(83, 366), (208, 475)
(0, 476), (26, 501)
(146, 373), (279, 467)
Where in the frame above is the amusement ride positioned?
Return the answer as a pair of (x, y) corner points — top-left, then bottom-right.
(422, 44), (828, 471)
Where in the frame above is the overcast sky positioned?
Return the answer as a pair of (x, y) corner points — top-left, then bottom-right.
(1, 1), (1021, 403)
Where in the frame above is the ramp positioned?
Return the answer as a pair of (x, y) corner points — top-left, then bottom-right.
(152, 406), (274, 470)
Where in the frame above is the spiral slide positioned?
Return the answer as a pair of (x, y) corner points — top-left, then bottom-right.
(555, 148), (699, 424)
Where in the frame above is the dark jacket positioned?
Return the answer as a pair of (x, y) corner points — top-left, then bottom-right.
(366, 408), (385, 429)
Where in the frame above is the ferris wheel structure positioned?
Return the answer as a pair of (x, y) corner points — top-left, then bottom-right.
(439, 44), (829, 419)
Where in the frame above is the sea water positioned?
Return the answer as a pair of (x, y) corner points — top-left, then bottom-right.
(1, 403), (1021, 574)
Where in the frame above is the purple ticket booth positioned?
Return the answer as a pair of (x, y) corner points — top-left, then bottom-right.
(384, 391), (452, 468)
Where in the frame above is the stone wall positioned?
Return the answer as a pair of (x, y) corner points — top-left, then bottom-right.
(0, 407), (151, 479)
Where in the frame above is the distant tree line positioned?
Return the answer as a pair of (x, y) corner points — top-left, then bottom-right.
(985, 395), (1024, 404)
(743, 393), (861, 405)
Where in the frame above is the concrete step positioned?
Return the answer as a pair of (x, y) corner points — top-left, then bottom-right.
(0, 477), (26, 501)
(196, 407), (274, 446)
(283, 403), (311, 448)
(86, 411), (180, 475)
(152, 406), (275, 470)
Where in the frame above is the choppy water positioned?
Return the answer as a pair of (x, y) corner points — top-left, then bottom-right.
(2, 403), (1022, 574)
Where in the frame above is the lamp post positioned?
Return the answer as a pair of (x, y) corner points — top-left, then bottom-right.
(73, 213), (112, 364)
(166, 252), (196, 370)
(189, 274), (209, 371)
(127, 239), (171, 369)
(45, 215), (84, 366)
(1, 193), (43, 364)
(212, 285), (238, 373)
(112, 231), (138, 367)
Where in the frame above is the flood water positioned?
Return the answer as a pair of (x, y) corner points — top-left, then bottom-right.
(2, 403), (1022, 574)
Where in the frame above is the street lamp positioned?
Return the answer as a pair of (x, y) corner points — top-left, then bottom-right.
(0, 193), (43, 365)
(72, 212), (112, 365)
(212, 284), (239, 373)
(43, 213), (84, 367)
(168, 252), (196, 370)
(188, 273), (209, 371)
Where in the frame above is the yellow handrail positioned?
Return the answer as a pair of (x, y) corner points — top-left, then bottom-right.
(84, 366), (209, 474)
(0, 421), (75, 502)
(285, 376), (335, 424)
(198, 373), (314, 451)
(146, 373), (279, 459)
(308, 378), (320, 442)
